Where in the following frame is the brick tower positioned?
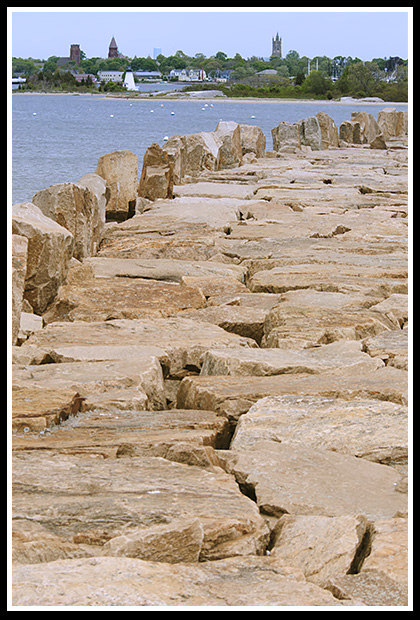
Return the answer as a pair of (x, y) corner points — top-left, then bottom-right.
(70, 44), (81, 65)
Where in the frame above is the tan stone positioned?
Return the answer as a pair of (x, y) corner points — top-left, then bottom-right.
(361, 517), (409, 586)
(239, 123), (266, 157)
(270, 514), (368, 584)
(214, 121), (243, 169)
(12, 451), (269, 562)
(11, 555), (346, 606)
(42, 266), (207, 323)
(12, 384), (86, 432)
(22, 316), (257, 375)
(96, 150), (138, 221)
(230, 395), (408, 469)
(137, 142), (174, 201)
(218, 440), (407, 519)
(12, 235), (28, 344)
(12, 203), (74, 313)
(177, 366), (408, 422)
(12, 408), (231, 462)
(32, 182), (102, 260)
(316, 112), (339, 149)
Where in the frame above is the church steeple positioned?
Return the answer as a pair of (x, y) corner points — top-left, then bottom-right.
(271, 33), (282, 58)
(108, 36), (119, 58)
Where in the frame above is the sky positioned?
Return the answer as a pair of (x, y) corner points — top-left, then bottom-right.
(10, 8), (411, 63)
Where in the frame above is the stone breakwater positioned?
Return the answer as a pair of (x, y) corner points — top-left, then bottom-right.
(11, 108), (409, 607)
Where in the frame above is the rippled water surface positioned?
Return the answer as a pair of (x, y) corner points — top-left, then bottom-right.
(11, 92), (408, 204)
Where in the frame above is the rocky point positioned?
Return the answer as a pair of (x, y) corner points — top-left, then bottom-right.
(11, 107), (410, 607)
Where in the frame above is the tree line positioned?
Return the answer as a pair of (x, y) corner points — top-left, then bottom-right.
(12, 49), (408, 101)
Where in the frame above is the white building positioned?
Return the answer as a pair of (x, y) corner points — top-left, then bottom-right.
(169, 68), (207, 82)
(97, 70), (124, 83)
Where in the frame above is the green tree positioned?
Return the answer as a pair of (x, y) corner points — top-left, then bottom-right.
(302, 70), (329, 95)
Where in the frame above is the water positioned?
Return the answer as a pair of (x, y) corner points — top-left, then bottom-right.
(11, 92), (408, 205)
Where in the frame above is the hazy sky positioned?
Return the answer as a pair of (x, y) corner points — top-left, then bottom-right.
(10, 8), (411, 62)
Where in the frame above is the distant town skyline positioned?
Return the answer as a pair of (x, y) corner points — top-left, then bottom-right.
(10, 8), (411, 63)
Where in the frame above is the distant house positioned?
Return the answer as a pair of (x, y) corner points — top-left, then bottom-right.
(169, 68), (207, 82)
(73, 73), (96, 84)
(97, 70), (124, 83)
(134, 70), (162, 81)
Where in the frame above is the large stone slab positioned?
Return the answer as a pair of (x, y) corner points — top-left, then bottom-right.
(95, 150), (138, 221)
(84, 256), (246, 283)
(42, 263), (207, 323)
(177, 366), (408, 422)
(363, 328), (409, 370)
(200, 341), (384, 377)
(218, 440), (407, 519)
(13, 356), (166, 411)
(12, 451), (269, 562)
(21, 317), (257, 375)
(12, 408), (231, 465)
(173, 181), (255, 200)
(11, 555), (346, 607)
(230, 395), (408, 470)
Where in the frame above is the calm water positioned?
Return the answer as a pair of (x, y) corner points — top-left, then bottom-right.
(11, 92), (408, 205)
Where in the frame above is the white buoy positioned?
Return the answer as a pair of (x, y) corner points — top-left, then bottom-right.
(32, 112), (37, 115)
(163, 136), (169, 141)
(171, 111), (175, 115)
(110, 114), (114, 117)
(150, 110), (154, 113)
(251, 115), (255, 119)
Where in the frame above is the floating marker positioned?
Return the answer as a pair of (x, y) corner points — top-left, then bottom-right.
(251, 115), (256, 119)
(110, 114), (114, 117)
(171, 111), (175, 115)
(163, 136), (169, 141)
(32, 112), (37, 115)
(150, 109), (154, 112)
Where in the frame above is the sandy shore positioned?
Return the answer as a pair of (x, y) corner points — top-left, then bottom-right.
(12, 90), (408, 107)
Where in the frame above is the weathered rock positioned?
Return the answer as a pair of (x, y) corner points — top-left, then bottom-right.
(95, 150), (138, 221)
(32, 181), (101, 260)
(351, 111), (382, 144)
(339, 120), (362, 145)
(11, 202), (74, 314)
(217, 440), (407, 519)
(11, 384), (86, 432)
(200, 341), (385, 377)
(377, 107), (407, 139)
(271, 121), (301, 152)
(177, 366), (408, 422)
(230, 395), (408, 470)
(11, 555), (346, 606)
(13, 355), (167, 411)
(77, 172), (109, 230)
(239, 123), (266, 158)
(12, 451), (269, 561)
(165, 132), (221, 178)
(325, 570), (408, 606)
(12, 407), (231, 464)
(84, 256), (246, 284)
(173, 181), (255, 200)
(370, 134), (387, 149)
(363, 328), (408, 370)
(214, 121), (243, 169)
(316, 112), (339, 149)
(21, 316), (257, 375)
(270, 513), (368, 584)
(41, 262), (207, 323)
(12, 234), (28, 344)
(177, 306), (268, 344)
(298, 116), (323, 151)
(137, 142), (174, 201)
(360, 517), (409, 585)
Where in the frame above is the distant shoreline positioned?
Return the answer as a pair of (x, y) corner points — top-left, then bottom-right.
(12, 90), (409, 107)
